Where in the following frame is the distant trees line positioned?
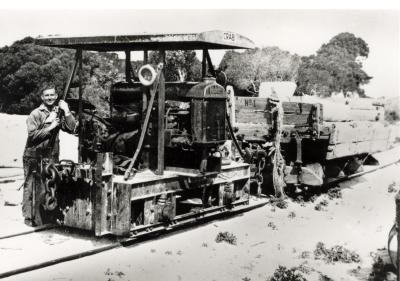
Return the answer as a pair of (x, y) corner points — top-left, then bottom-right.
(0, 32), (376, 116)
(220, 32), (371, 98)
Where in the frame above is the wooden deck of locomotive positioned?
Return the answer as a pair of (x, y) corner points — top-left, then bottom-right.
(109, 162), (251, 236)
(61, 161), (252, 237)
(114, 162), (250, 193)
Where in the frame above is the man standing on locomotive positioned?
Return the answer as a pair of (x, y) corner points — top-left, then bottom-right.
(22, 86), (77, 226)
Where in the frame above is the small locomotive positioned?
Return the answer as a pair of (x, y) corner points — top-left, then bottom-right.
(35, 31), (259, 237)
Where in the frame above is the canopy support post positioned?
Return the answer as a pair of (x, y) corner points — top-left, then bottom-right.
(77, 49), (83, 163)
(125, 50), (132, 83)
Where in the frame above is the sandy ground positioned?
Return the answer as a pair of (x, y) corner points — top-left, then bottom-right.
(1, 159), (400, 281)
(0, 113), (79, 168)
(0, 113), (28, 168)
(0, 114), (400, 281)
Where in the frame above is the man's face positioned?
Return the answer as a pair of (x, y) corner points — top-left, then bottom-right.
(41, 89), (58, 107)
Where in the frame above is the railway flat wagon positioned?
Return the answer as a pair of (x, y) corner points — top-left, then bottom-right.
(231, 83), (394, 196)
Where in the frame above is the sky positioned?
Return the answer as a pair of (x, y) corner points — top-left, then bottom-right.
(0, 9), (398, 98)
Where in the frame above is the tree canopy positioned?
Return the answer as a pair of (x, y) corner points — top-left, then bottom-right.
(0, 37), (120, 115)
(149, 50), (202, 82)
(219, 47), (301, 95)
(296, 32), (371, 97)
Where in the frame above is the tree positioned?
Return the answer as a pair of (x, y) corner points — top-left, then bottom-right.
(219, 47), (301, 95)
(296, 32), (371, 97)
(149, 50), (202, 82)
(0, 38), (72, 113)
(0, 37), (120, 115)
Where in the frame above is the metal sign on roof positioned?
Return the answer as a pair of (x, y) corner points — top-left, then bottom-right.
(35, 30), (255, 51)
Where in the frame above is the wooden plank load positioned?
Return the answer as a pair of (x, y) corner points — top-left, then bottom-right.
(233, 97), (323, 141)
(233, 97), (270, 141)
(233, 94), (392, 161)
(288, 96), (383, 122)
(318, 98), (382, 122)
(325, 121), (393, 159)
(234, 97), (323, 126)
(317, 97), (390, 159)
(234, 97), (267, 125)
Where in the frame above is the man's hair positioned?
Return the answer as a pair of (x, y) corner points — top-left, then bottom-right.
(40, 84), (57, 96)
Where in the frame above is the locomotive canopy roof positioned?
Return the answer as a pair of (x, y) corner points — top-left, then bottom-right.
(35, 30), (255, 51)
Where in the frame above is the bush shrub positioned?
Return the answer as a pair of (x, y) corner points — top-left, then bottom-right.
(215, 231), (237, 245)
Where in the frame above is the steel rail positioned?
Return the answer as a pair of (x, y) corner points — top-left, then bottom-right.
(325, 158), (400, 187)
(0, 199), (267, 279)
(0, 224), (56, 240)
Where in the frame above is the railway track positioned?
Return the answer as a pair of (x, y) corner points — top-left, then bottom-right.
(0, 157), (398, 280)
(0, 198), (268, 279)
(327, 158), (400, 186)
(0, 224), (55, 241)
